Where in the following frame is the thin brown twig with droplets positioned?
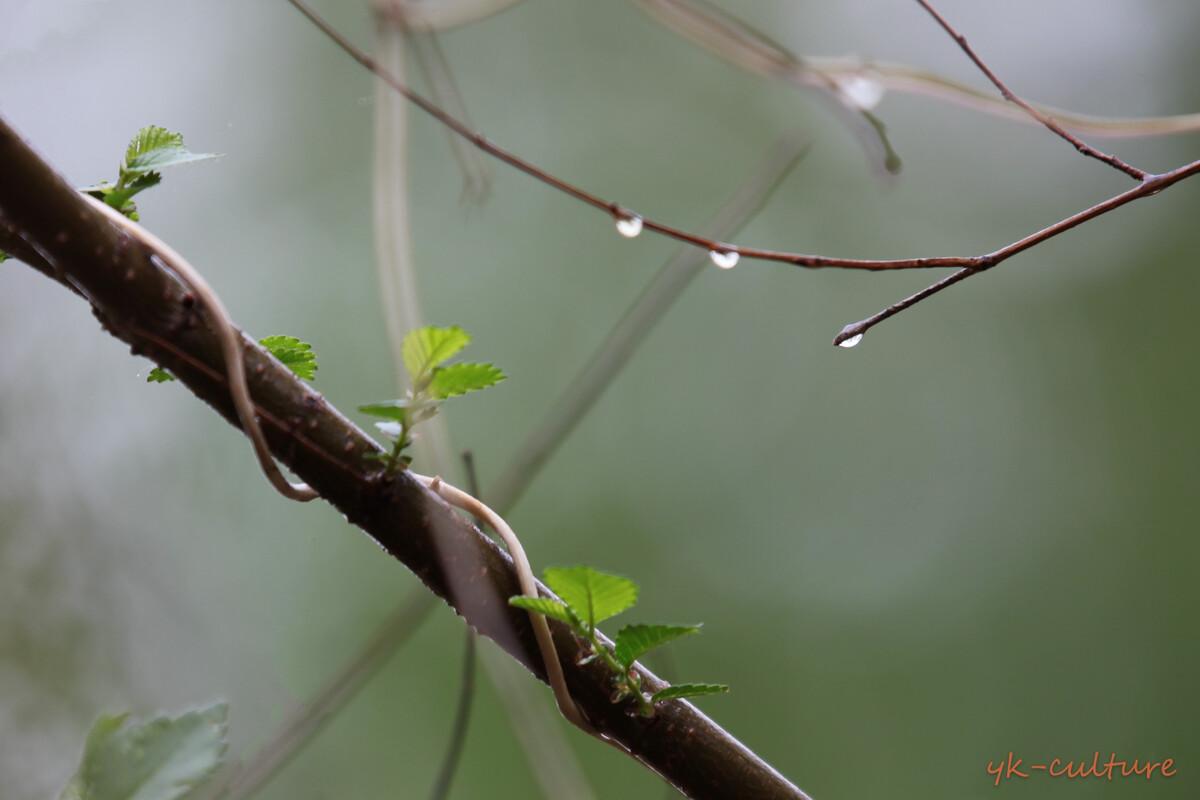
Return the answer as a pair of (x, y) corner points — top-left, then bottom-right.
(913, 0), (1146, 181)
(287, 0), (1197, 346)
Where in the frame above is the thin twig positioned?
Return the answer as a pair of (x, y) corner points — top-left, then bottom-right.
(286, 0), (1200, 339)
(913, 0), (1146, 180)
(835, 156), (1200, 345)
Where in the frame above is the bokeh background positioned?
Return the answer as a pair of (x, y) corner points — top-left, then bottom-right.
(1, 1), (1197, 797)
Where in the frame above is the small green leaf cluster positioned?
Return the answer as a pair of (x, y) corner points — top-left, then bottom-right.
(147, 335), (318, 383)
(3, 126), (216, 265)
(509, 566), (728, 716)
(1, 125), (216, 262)
(82, 125), (219, 220)
(359, 325), (505, 472)
(59, 702), (228, 800)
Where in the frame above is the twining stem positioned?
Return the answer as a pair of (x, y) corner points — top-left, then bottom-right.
(81, 195), (318, 503)
(414, 474), (593, 735)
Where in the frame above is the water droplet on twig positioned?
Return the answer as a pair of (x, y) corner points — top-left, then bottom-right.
(838, 333), (864, 349)
(709, 249), (739, 270)
(615, 213), (643, 238)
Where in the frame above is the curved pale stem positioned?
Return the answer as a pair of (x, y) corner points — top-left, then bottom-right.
(83, 195), (317, 502)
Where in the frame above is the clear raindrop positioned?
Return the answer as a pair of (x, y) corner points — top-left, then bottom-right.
(838, 333), (864, 349)
(615, 214), (643, 238)
(836, 75), (886, 111)
(709, 249), (739, 270)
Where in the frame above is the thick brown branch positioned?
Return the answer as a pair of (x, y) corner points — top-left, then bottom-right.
(913, 0), (1146, 180)
(0, 117), (807, 800)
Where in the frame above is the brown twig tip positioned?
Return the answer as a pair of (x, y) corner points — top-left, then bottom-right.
(832, 325), (865, 349)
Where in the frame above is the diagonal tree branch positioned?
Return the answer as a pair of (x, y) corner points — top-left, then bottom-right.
(0, 117), (808, 800)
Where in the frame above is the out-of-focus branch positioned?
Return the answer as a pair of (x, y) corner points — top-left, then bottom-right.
(632, 0), (1200, 141)
(0, 117), (808, 800)
(374, 0), (522, 31)
(804, 56), (1200, 139)
(210, 590), (437, 800)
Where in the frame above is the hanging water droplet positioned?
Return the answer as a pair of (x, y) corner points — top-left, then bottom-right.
(709, 249), (739, 270)
(615, 213), (643, 238)
(838, 333), (864, 349)
(835, 75), (886, 111)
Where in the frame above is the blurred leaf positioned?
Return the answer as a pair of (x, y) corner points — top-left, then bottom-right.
(357, 399), (430, 421)
(0, 249), (8, 262)
(508, 596), (579, 627)
(614, 624), (701, 669)
(401, 325), (470, 382)
(543, 566), (638, 629)
(650, 683), (729, 703)
(59, 702), (228, 800)
(429, 362), (505, 399)
(146, 367), (175, 383)
(260, 335), (318, 381)
(123, 126), (219, 176)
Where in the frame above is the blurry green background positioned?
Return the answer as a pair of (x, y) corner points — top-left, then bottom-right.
(1, 0), (1197, 797)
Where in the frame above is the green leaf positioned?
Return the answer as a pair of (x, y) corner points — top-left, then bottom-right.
(0, 249), (9, 263)
(508, 596), (580, 628)
(123, 126), (220, 176)
(543, 566), (638, 630)
(650, 683), (729, 704)
(401, 325), (470, 382)
(259, 335), (318, 381)
(357, 399), (431, 421)
(59, 702), (228, 800)
(614, 624), (701, 669)
(146, 367), (175, 383)
(429, 362), (505, 399)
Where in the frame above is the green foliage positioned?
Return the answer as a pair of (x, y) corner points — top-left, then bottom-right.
(614, 623), (701, 669)
(508, 596), (578, 626)
(402, 324), (471, 384)
(509, 568), (725, 715)
(146, 367), (175, 383)
(650, 683), (730, 703)
(146, 335), (317, 384)
(82, 125), (219, 220)
(543, 566), (638, 629)
(59, 703), (228, 800)
(123, 126), (219, 175)
(360, 325), (505, 473)
(0, 250), (8, 263)
(260, 335), (318, 380)
(430, 362), (505, 399)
